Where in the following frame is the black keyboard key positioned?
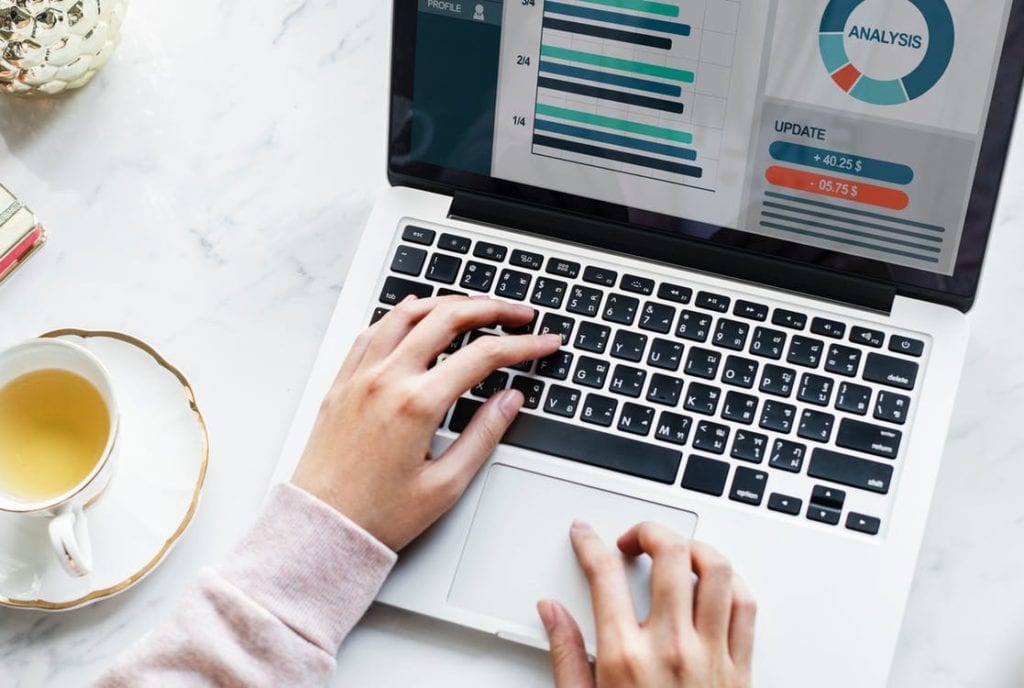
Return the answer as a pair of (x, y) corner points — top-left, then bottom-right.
(676, 310), (712, 343)
(874, 391), (911, 425)
(759, 364), (796, 398)
(694, 421), (730, 455)
(438, 288), (467, 297)
(825, 344), (862, 377)
(537, 351), (574, 380)
(769, 439), (807, 473)
(544, 385), (581, 418)
(474, 241), (507, 262)
(655, 411), (692, 446)
(836, 382), (872, 415)
(807, 504), (841, 526)
(503, 309), (539, 336)
(836, 418), (902, 459)
(438, 233), (471, 254)
(573, 356), (610, 390)
(808, 448), (893, 494)
(750, 327), (787, 360)
(444, 333), (466, 356)
(610, 365), (647, 398)
(510, 249), (543, 270)
(540, 313), (576, 346)
(846, 513), (881, 536)
(696, 291), (730, 313)
(768, 493), (802, 516)
(772, 309), (807, 330)
(460, 262), (497, 292)
(621, 274), (655, 295)
(811, 485), (846, 511)
(713, 319), (749, 351)
(510, 376), (545, 409)
(370, 307), (389, 325)
(733, 300), (769, 322)
(797, 409), (835, 443)
(546, 258), (580, 279)
(863, 353), (919, 390)
(391, 246), (427, 276)
(685, 347), (721, 380)
(449, 399), (682, 484)
(495, 269), (532, 300)
(638, 302), (676, 334)
(648, 338), (684, 372)
(603, 293), (640, 326)
(575, 321), (611, 354)
(566, 286), (604, 318)
(531, 278), (569, 309)
(471, 371), (509, 399)
(798, 374), (834, 407)
(402, 225), (436, 245)
(426, 253), (463, 284)
(658, 282), (693, 304)
(787, 336), (825, 368)
(684, 383), (721, 416)
(618, 403), (655, 436)
(647, 373), (684, 407)
(583, 266), (617, 287)
(681, 456), (730, 497)
(581, 393), (617, 428)
(811, 317), (846, 339)
(850, 326), (884, 348)
(730, 467), (768, 506)
(721, 356), (759, 389)
(380, 276), (433, 305)
(889, 335), (925, 358)
(612, 330), (648, 362)
(759, 400), (796, 434)
(722, 391), (758, 425)
(732, 430), (768, 464)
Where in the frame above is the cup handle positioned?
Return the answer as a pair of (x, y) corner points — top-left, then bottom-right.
(48, 507), (93, 577)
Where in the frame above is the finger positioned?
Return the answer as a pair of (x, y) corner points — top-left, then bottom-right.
(538, 600), (595, 688)
(424, 333), (562, 405)
(394, 298), (539, 366)
(728, 574), (757, 672)
(616, 522), (695, 631)
(362, 295), (467, 365)
(570, 521), (639, 650)
(432, 389), (522, 493)
(690, 541), (735, 641)
(334, 319), (385, 385)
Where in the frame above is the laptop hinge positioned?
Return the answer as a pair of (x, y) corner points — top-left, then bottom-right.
(450, 192), (897, 315)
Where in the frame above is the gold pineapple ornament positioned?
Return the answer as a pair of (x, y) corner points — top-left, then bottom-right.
(0, 0), (127, 95)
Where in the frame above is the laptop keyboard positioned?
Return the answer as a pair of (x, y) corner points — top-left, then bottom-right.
(374, 223), (928, 538)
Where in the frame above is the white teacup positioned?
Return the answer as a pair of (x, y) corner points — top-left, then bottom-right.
(0, 339), (120, 578)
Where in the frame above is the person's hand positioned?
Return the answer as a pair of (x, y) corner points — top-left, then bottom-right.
(292, 294), (561, 551)
(537, 521), (756, 688)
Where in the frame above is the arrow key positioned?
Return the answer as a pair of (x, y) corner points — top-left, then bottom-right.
(846, 512), (881, 536)
(767, 493), (802, 516)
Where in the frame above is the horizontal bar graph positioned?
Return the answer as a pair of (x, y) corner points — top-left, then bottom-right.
(536, 104), (693, 144)
(762, 201), (940, 242)
(577, 0), (681, 18)
(764, 192), (944, 233)
(542, 16), (673, 50)
(760, 211), (940, 252)
(537, 76), (685, 113)
(759, 221), (940, 263)
(534, 135), (703, 178)
(545, 1), (691, 36)
(540, 45), (695, 83)
(535, 119), (698, 160)
(539, 61), (682, 97)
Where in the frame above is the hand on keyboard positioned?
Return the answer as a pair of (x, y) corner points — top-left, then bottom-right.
(538, 522), (755, 688)
(292, 294), (562, 551)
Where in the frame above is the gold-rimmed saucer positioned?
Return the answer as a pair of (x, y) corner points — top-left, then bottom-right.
(0, 330), (208, 611)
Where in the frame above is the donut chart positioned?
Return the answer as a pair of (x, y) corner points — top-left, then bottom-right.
(819, 0), (955, 105)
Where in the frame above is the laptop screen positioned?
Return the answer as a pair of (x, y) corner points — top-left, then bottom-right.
(389, 0), (1024, 307)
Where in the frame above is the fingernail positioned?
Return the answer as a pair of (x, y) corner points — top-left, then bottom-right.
(400, 294), (418, 304)
(542, 334), (563, 345)
(470, 294), (490, 301)
(498, 389), (524, 418)
(537, 600), (556, 632)
(571, 519), (594, 534)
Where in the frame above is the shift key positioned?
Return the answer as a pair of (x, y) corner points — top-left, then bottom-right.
(809, 448), (893, 494)
(836, 419), (902, 459)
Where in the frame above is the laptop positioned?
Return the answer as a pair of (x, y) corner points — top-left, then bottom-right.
(273, 1), (1024, 685)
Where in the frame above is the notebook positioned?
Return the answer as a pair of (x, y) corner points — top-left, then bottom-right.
(0, 184), (46, 286)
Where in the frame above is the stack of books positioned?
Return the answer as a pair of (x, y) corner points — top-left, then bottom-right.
(0, 183), (46, 287)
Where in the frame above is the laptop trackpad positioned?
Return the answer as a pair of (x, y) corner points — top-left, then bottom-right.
(448, 464), (698, 647)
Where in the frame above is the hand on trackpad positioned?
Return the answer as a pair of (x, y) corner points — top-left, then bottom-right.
(447, 464), (698, 649)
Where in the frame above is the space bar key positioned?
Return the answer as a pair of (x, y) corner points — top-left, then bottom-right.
(449, 399), (682, 485)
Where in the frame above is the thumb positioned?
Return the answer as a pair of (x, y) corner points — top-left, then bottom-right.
(435, 389), (522, 491)
(538, 599), (594, 688)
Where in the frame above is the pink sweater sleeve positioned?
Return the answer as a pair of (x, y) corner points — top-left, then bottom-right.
(94, 483), (397, 688)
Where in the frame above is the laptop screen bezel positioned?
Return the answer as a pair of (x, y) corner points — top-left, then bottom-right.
(387, 0), (1024, 313)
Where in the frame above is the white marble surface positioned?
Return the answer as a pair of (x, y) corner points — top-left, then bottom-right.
(1, 2), (1024, 686)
